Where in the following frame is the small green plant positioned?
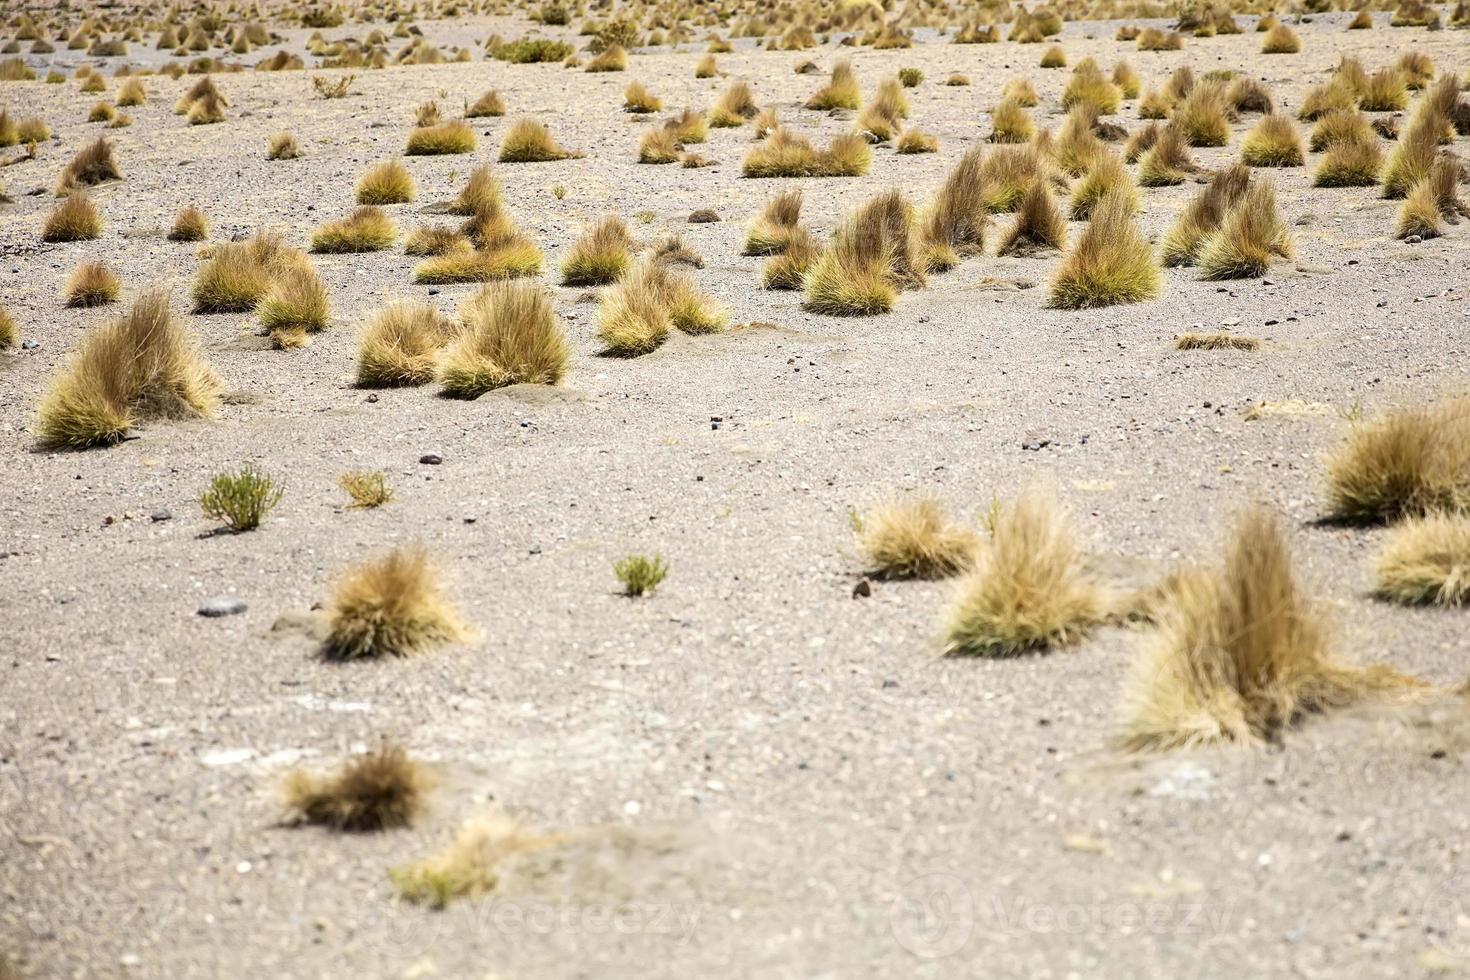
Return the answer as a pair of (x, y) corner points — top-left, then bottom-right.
(340, 470), (394, 508)
(551, 184), (566, 200)
(898, 67), (923, 88)
(634, 209), (655, 224)
(201, 465), (283, 532)
(614, 554), (668, 596)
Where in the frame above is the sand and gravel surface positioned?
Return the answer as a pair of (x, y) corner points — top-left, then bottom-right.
(2, 10), (1470, 978)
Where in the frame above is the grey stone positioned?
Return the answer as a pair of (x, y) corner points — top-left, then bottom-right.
(198, 596), (247, 618)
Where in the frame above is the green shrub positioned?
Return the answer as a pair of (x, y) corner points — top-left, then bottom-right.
(494, 38), (573, 63)
(201, 465), (283, 531)
(898, 67), (923, 88)
(340, 470), (393, 508)
(614, 554), (668, 596)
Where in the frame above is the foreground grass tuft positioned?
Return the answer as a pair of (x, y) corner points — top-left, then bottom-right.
(1323, 395), (1470, 523)
(201, 464), (283, 531)
(322, 545), (468, 660)
(283, 743), (429, 832)
(1375, 512), (1470, 606)
(438, 281), (570, 397)
(1049, 189), (1159, 309)
(614, 554), (668, 596)
(356, 301), (459, 387)
(855, 497), (978, 579)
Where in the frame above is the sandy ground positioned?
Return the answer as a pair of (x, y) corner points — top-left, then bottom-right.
(3, 10), (1470, 979)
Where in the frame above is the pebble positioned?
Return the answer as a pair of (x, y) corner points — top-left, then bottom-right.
(419, 452), (443, 465)
(198, 596), (247, 618)
(150, 509), (172, 522)
(20, 339), (39, 350)
(852, 578), (872, 598)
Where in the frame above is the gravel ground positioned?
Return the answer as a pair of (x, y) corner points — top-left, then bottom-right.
(2, 10), (1470, 979)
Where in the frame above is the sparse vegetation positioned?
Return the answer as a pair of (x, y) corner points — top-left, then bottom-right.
(1323, 395), (1470, 523)
(855, 497), (978, 578)
(614, 553), (669, 595)
(201, 464), (284, 532)
(283, 743), (428, 831)
(438, 281), (570, 397)
(340, 470), (394, 509)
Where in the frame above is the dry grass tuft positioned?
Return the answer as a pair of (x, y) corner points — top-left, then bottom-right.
(1397, 177), (1443, 240)
(267, 131), (301, 160)
(561, 214), (633, 285)
(357, 301), (459, 387)
(856, 497), (978, 579)
(357, 160), (415, 204)
(598, 259), (727, 355)
(0, 307), (16, 349)
(311, 206), (396, 253)
(1049, 189), (1159, 309)
(744, 189), (804, 255)
(1068, 151), (1136, 220)
(996, 181), (1066, 257)
(1240, 113), (1304, 167)
(637, 125), (680, 164)
(466, 89), (507, 118)
(1375, 513), (1470, 606)
(761, 227), (819, 289)
(1197, 179), (1293, 280)
(449, 164), (502, 215)
(1308, 109), (1372, 152)
(1176, 332), (1261, 351)
(115, 77), (146, 106)
(707, 79), (758, 127)
(896, 129), (938, 154)
(1359, 69), (1408, 112)
(1313, 138), (1381, 187)
(168, 206), (209, 242)
(63, 261), (120, 307)
(37, 290), (220, 448)
(499, 118), (580, 162)
(920, 147), (987, 259)
(438, 281), (570, 397)
(1137, 124), (1196, 186)
(988, 97), (1035, 143)
(1166, 169), (1255, 267)
(1260, 23), (1301, 54)
(405, 120), (476, 155)
(283, 743), (430, 832)
(622, 80), (661, 113)
(741, 128), (870, 178)
(322, 545), (468, 661)
(585, 44), (628, 73)
(340, 470), (394, 508)
(42, 191), (103, 242)
(1121, 506), (1422, 750)
(55, 137), (121, 194)
(806, 190), (922, 316)
(1323, 395), (1470, 523)
(1171, 81), (1231, 147)
(193, 231), (307, 313)
(405, 226), (472, 257)
(943, 486), (1110, 657)
(391, 810), (556, 908)
(805, 59), (860, 110)
(258, 264), (330, 346)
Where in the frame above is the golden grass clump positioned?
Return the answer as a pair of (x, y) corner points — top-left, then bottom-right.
(1348, 8), (1374, 28)
(708, 79), (758, 127)
(806, 190), (922, 316)
(186, 90), (227, 125)
(743, 189), (804, 255)
(258, 265), (331, 347)
(498, 118), (580, 162)
(466, 89), (506, 118)
(1381, 114), (1441, 199)
(598, 259), (727, 354)
(267, 131), (301, 160)
(1309, 109), (1373, 152)
(1240, 113), (1304, 167)
(920, 147), (987, 259)
(1039, 44), (1066, 69)
(1397, 177), (1443, 240)
(1068, 151), (1136, 221)
(37, 290), (221, 448)
(1113, 61), (1141, 100)
(1049, 188), (1159, 309)
(1374, 513), (1470, 606)
(0, 306), (15, 349)
(1136, 26), (1184, 51)
(1298, 82), (1357, 122)
(1137, 124), (1197, 186)
(1061, 63), (1122, 116)
(283, 743), (429, 832)
(585, 44), (628, 72)
(42, 191), (103, 242)
(855, 77), (910, 142)
(168, 206), (209, 242)
(988, 97), (1035, 143)
(637, 125), (680, 164)
(942, 486), (1110, 657)
(411, 220), (543, 285)
(1175, 332), (1261, 351)
(311, 206), (396, 253)
(115, 77), (146, 106)
(1323, 395), (1470, 523)
(1053, 105), (1105, 176)
(449, 164), (502, 215)
(405, 120), (476, 155)
(438, 281), (570, 397)
(356, 159), (416, 205)
(856, 497), (978, 579)
(391, 810), (556, 908)
(761, 227), (819, 289)
(1313, 138), (1381, 187)
(623, 80), (661, 113)
(1163, 166), (1252, 267)
(997, 181), (1067, 257)
(1172, 81), (1231, 147)
(1121, 506), (1420, 751)
(978, 144), (1052, 213)
(193, 231), (307, 313)
(741, 128), (871, 178)
(805, 59), (860, 110)
(561, 214), (633, 285)
(63, 261), (120, 307)
(695, 53), (717, 78)
(356, 301), (459, 387)
(87, 101), (117, 124)
(55, 136), (121, 194)
(1260, 23), (1301, 54)
(322, 545), (469, 661)
(1358, 69), (1408, 112)
(896, 129), (938, 154)
(404, 225), (472, 256)
(1197, 179), (1293, 279)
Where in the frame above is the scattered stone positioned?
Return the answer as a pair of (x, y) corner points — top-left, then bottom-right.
(1405, 235), (1423, 245)
(198, 596), (247, 618)
(1148, 761), (1215, 801)
(852, 578), (872, 598)
(1021, 432), (1051, 451)
(150, 509), (171, 522)
(20, 339), (40, 350)
(419, 452), (443, 465)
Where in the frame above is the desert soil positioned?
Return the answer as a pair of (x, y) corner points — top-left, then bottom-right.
(2, 10), (1470, 979)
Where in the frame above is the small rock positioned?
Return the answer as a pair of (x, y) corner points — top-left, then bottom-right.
(852, 578), (872, 598)
(1405, 235), (1422, 245)
(687, 209), (719, 223)
(198, 596), (247, 618)
(1148, 761), (1215, 801)
(365, 393), (378, 403)
(20, 339), (40, 350)
(150, 509), (172, 522)
(419, 453), (443, 465)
